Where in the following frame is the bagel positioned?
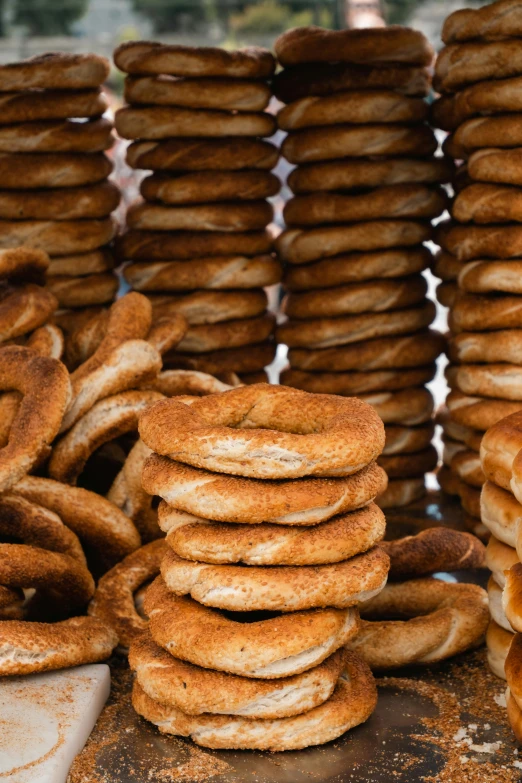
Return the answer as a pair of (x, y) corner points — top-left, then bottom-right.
(458, 259), (522, 294)
(361, 388), (434, 426)
(503, 563), (522, 634)
(148, 290), (266, 326)
(281, 367), (436, 396)
(284, 247), (431, 291)
(0, 89), (107, 125)
(126, 200), (272, 233)
(23, 323), (64, 360)
(0, 152), (112, 189)
(116, 229), (273, 261)
(376, 477), (426, 508)
(115, 106), (275, 141)
(486, 535), (518, 589)
(142, 369), (237, 398)
(459, 481), (482, 521)
(276, 222), (431, 265)
(450, 332), (522, 368)
(378, 446), (438, 479)
(47, 249), (115, 278)
(439, 222), (522, 262)
(140, 170), (279, 205)
(126, 138), (279, 172)
(450, 448), (484, 487)
(273, 62), (430, 102)
(114, 41), (275, 78)
(0, 616), (117, 675)
(468, 148), (522, 187)
(455, 115), (522, 153)
(384, 424), (435, 455)
(147, 457), (387, 526)
(432, 76), (522, 131)
(349, 580), (489, 669)
(288, 331), (444, 372)
(130, 632), (344, 720)
(480, 411), (522, 506)
(0, 217), (116, 256)
(124, 75), (270, 110)
(163, 341), (275, 375)
(145, 576), (360, 678)
(382, 528), (485, 580)
(0, 246), (48, 283)
(282, 124), (437, 165)
(506, 633), (522, 736)
(175, 314), (274, 353)
(0, 181), (120, 221)
(0, 117), (113, 154)
(438, 465), (461, 496)
(486, 619), (512, 679)
(140, 385), (385, 480)
(436, 281), (459, 308)
(433, 250), (462, 281)
(287, 157), (454, 194)
(0, 53), (109, 91)
(456, 364), (522, 402)
(0, 586), (24, 620)
(435, 40), (522, 93)
(278, 91), (428, 131)
(453, 183), (522, 225)
(125, 254), (281, 292)
(275, 26), (433, 67)
(488, 575), (513, 632)
(284, 186), (445, 227)
(46, 273), (118, 309)
(450, 294), (522, 333)
(277, 303), (436, 349)
(88, 539), (166, 649)
(106, 438), (159, 542)
(132, 650), (376, 751)
(442, 1), (522, 43)
(437, 405), (479, 443)
(0, 284), (56, 342)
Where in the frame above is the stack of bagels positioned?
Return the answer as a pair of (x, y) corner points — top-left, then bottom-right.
(0, 53), (120, 320)
(433, 0), (522, 536)
(273, 25), (448, 510)
(125, 384), (390, 750)
(114, 42), (281, 383)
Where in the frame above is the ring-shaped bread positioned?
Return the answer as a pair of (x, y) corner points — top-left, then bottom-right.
(106, 439), (159, 542)
(480, 480), (522, 555)
(0, 284), (57, 343)
(502, 563), (522, 634)
(486, 618), (512, 679)
(0, 53), (109, 91)
(382, 527), (485, 579)
(487, 575), (513, 632)
(485, 535), (518, 589)
(442, 0), (522, 43)
(447, 389), (522, 431)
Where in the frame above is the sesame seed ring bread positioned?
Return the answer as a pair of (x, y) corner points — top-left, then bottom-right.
(433, 250), (462, 281)
(378, 446), (438, 479)
(439, 222), (522, 262)
(486, 618), (512, 679)
(0, 615), (117, 676)
(0, 181), (120, 221)
(434, 40), (522, 93)
(161, 546), (389, 612)
(0, 246), (49, 283)
(442, 0), (522, 43)
(284, 187), (445, 228)
(488, 575), (513, 632)
(0, 586), (24, 620)
(436, 281), (458, 308)
(130, 633), (344, 720)
(450, 448), (484, 487)
(450, 295), (522, 332)
(126, 138), (279, 172)
(280, 367), (436, 397)
(0, 117), (114, 154)
(23, 323), (64, 360)
(278, 91), (428, 131)
(273, 62), (430, 103)
(486, 537), (519, 593)
(0, 152), (112, 189)
(125, 254), (281, 292)
(175, 314), (274, 353)
(283, 277), (428, 319)
(164, 503), (385, 567)
(361, 388), (434, 426)
(454, 184), (522, 225)
(115, 106), (275, 141)
(481, 481), (522, 552)
(126, 200), (272, 233)
(458, 260), (522, 294)
(454, 116), (522, 153)
(124, 75), (270, 111)
(276, 222), (431, 265)
(377, 477), (426, 509)
(116, 229), (273, 261)
(349, 580), (489, 670)
(382, 528), (485, 580)
(282, 124), (437, 165)
(140, 384), (385, 480)
(46, 273), (118, 309)
(145, 576), (360, 678)
(0, 217), (116, 256)
(434, 76), (522, 133)
(480, 411), (522, 503)
(288, 331), (444, 372)
(0, 53), (109, 91)
(506, 633), (522, 736)
(274, 26), (433, 67)
(288, 158), (454, 195)
(467, 148), (522, 187)
(141, 170), (279, 205)
(278, 303), (436, 349)
(148, 290), (267, 325)
(503, 562), (522, 633)
(456, 364), (522, 402)
(0, 89), (107, 125)
(438, 464), (461, 496)
(284, 247), (431, 291)
(384, 424), (435, 455)
(146, 457), (387, 526)
(12, 475), (141, 572)
(47, 249), (115, 278)
(114, 41), (275, 78)
(88, 539), (167, 649)
(142, 369), (237, 398)
(132, 650), (376, 751)
(106, 437), (159, 542)
(162, 342), (275, 375)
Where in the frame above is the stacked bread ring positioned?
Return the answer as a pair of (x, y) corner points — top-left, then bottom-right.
(433, 0), (522, 535)
(273, 25), (447, 509)
(114, 42), (281, 384)
(0, 53), (120, 323)
(120, 384), (389, 750)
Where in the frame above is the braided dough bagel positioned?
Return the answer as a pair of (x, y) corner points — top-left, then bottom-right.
(435, 40), (522, 93)
(117, 229), (273, 261)
(0, 217), (116, 256)
(23, 323), (64, 360)
(147, 457), (386, 526)
(377, 477), (426, 509)
(130, 632), (343, 720)
(378, 446), (438, 479)
(458, 260), (522, 294)
(281, 367), (435, 396)
(278, 303), (436, 350)
(275, 26), (433, 67)
(0, 182), (120, 221)
(0, 89), (107, 125)
(47, 249), (115, 278)
(124, 75), (270, 110)
(115, 106), (275, 141)
(382, 528), (485, 580)
(149, 290), (267, 326)
(454, 183), (522, 225)
(126, 200), (272, 233)
(0, 616), (117, 675)
(142, 369), (237, 398)
(132, 651), (376, 751)
(349, 580), (489, 670)
(456, 364), (522, 401)
(450, 447), (484, 487)
(0, 285), (57, 342)
(126, 138), (279, 172)
(141, 170), (279, 205)
(0, 117), (113, 154)
(46, 273), (118, 309)
(0, 53), (109, 91)
(454, 116), (522, 153)
(432, 76), (522, 132)
(0, 152), (112, 189)
(175, 314), (274, 353)
(439, 222), (522, 262)
(163, 341), (275, 375)
(467, 148), (522, 187)
(443, 0), (522, 43)
(364, 388), (435, 427)
(383, 424), (435, 456)
(139, 384), (385, 479)
(486, 618), (512, 679)
(145, 576), (359, 678)
(450, 295), (522, 332)
(282, 124), (437, 165)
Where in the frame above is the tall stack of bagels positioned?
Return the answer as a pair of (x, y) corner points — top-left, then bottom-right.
(0, 53), (120, 321)
(127, 384), (390, 750)
(433, 0), (522, 536)
(114, 42), (281, 383)
(273, 26), (448, 509)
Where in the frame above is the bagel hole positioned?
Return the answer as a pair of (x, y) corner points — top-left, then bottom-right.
(78, 434), (139, 495)
(219, 608), (283, 623)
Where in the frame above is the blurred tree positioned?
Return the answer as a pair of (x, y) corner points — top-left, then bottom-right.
(230, 0), (332, 36)
(383, 0), (489, 25)
(0, 0), (5, 36)
(12, 0), (89, 34)
(132, 0), (215, 33)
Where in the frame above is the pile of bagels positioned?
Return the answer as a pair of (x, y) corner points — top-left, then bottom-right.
(434, 0), (522, 538)
(273, 26), (446, 511)
(0, 53), (120, 322)
(114, 42), (281, 382)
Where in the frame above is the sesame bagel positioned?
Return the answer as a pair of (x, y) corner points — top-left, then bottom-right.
(450, 331), (522, 365)
(439, 222), (522, 262)
(0, 181), (120, 221)
(468, 148), (522, 187)
(506, 633), (522, 737)
(384, 424), (435, 455)
(149, 290), (267, 325)
(448, 390), (522, 431)
(115, 106), (275, 141)
(454, 183), (522, 225)
(378, 446), (438, 479)
(47, 250), (115, 278)
(503, 562), (522, 633)
(280, 367), (436, 396)
(140, 170), (279, 205)
(432, 76), (522, 132)
(488, 576), (512, 632)
(442, 0), (522, 44)
(0, 285), (57, 343)
(450, 448), (484, 487)
(450, 295), (522, 332)
(116, 229), (273, 261)
(487, 536), (519, 591)
(0, 217), (116, 256)
(126, 200), (272, 233)
(0, 152), (112, 189)
(458, 260), (522, 294)
(126, 138), (279, 172)
(175, 314), (274, 353)
(163, 341), (275, 375)
(454, 116), (522, 153)
(456, 364), (522, 401)
(0, 117), (114, 154)
(376, 477), (426, 509)
(433, 250), (462, 281)
(486, 618), (512, 679)
(46, 273), (118, 309)
(361, 388), (434, 426)
(124, 75), (270, 110)
(0, 89), (107, 125)
(383, 528), (485, 580)
(435, 40), (522, 92)
(0, 53), (109, 91)
(481, 481), (521, 553)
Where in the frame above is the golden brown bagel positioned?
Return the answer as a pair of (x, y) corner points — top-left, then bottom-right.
(126, 138), (279, 171)
(140, 170), (279, 204)
(442, 0), (522, 43)
(117, 229), (273, 261)
(126, 200), (272, 233)
(0, 117), (113, 154)
(0, 53), (109, 91)
(124, 75), (271, 110)
(0, 152), (112, 189)
(0, 182), (119, 221)
(115, 106), (276, 140)
(0, 89), (107, 125)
